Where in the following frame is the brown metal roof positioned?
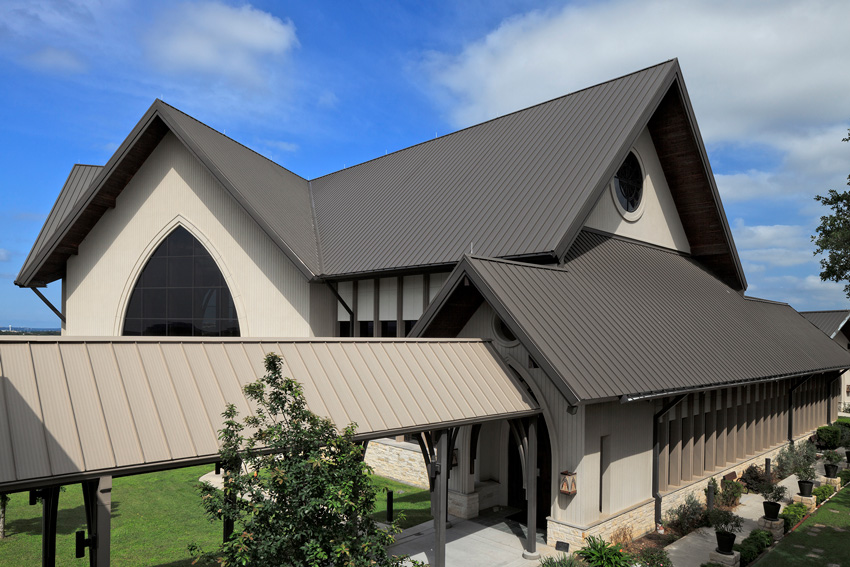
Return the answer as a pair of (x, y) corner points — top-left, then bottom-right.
(17, 59), (745, 290)
(0, 337), (537, 491)
(801, 310), (850, 339)
(416, 231), (850, 404)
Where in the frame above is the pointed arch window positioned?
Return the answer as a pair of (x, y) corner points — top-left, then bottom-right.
(123, 227), (240, 336)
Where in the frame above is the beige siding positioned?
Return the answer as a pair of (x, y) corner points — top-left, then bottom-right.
(64, 132), (313, 337)
(584, 127), (691, 253)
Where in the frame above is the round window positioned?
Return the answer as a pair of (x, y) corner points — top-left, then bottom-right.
(493, 314), (518, 345)
(614, 152), (643, 214)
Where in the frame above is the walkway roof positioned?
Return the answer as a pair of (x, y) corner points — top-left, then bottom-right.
(0, 337), (537, 492)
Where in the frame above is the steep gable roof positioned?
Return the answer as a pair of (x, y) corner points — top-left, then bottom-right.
(413, 231), (849, 404)
(801, 310), (850, 339)
(16, 100), (320, 287)
(18, 59), (745, 290)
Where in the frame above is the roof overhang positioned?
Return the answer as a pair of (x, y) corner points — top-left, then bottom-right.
(0, 336), (538, 493)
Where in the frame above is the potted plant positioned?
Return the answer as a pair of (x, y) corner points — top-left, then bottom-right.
(708, 508), (743, 555)
(824, 450), (842, 478)
(791, 441), (817, 497)
(758, 482), (786, 521)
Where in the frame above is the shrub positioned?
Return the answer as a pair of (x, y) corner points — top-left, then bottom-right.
(824, 449), (843, 465)
(775, 445), (795, 479)
(779, 441), (817, 481)
(758, 482), (786, 502)
(813, 484), (835, 505)
(779, 502), (808, 533)
(635, 547), (671, 567)
(733, 529), (772, 566)
(707, 508), (743, 533)
(741, 464), (768, 492)
(574, 536), (632, 567)
(664, 493), (707, 535)
(835, 420), (850, 447)
(817, 425), (841, 449)
(704, 476), (720, 499)
(539, 555), (586, 567)
(719, 479), (744, 506)
(839, 468), (850, 486)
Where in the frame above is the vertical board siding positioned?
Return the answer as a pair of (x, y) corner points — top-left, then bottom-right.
(65, 132), (312, 337)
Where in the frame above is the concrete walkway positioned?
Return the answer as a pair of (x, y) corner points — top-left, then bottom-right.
(390, 507), (559, 567)
(665, 459), (834, 567)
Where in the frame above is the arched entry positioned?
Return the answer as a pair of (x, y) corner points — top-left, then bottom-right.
(507, 414), (551, 528)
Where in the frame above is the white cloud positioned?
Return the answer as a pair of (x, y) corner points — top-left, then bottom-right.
(749, 274), (850, 311)
(423, 1), (850, 143)
(0, 249), (9, 262)
(262, 140), (299, 152)
(26, 47), (86, 74)
(731, 220), (809, 251)
(146, 2), (298, 89)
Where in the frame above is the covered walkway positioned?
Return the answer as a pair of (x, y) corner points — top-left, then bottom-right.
(0, 337), (540, 566)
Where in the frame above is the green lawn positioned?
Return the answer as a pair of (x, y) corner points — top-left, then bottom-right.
(0, 466), (431, 566)
(369, 476), (432, 529)
(753, 482), (850, 566)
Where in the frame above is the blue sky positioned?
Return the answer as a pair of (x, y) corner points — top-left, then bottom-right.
(1, 0), (849, 328)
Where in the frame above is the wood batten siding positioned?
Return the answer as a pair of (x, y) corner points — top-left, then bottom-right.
(0, 337), (538, 493)
(655, 376), (837, 490)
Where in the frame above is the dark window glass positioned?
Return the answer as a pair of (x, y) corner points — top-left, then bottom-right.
(338, 321), (352, 337)
(123, 226), (240, 337)
(614, 152), (643, 213)
(359, 321), (374, 337)
(380, 320), (397, 338)
(404, 320), (417, 336)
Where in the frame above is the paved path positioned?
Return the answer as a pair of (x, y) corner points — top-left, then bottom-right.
(390, 508), (558, 567)
(665, 462), (828, 567)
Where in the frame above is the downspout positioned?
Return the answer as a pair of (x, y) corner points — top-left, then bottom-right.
(653, 394), (686, 528)
(325, 282), (353, 334)
(788, 375), (813, 442)
(30, 287), (65, 324)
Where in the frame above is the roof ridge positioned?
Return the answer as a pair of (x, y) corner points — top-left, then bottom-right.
(156, 99), (309, 183)
(464, 254), (568, 273)
(310, 59), (678, 183)
(743, 295), (789, 306)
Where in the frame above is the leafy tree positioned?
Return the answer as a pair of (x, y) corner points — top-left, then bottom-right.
(195, 353), (417, 567)
(813, 129), (850, 297)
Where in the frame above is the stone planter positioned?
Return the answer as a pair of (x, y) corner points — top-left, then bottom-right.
(715, 531), (737, 555)
(763, 501), (781, 521)
(798, 480), (814, 497)
(825, 463), (839, 478)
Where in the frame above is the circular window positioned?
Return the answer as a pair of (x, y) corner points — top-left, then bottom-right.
(611, 151), (644, 220)
(492, 314), (519, 346)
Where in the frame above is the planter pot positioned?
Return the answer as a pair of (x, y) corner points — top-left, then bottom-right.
(798, 480), (814, 497)
(845, 450), (850, 464)
(763, 501), (781, 521)
(825, 463), (839, 478)
(715, 531), (737, 555)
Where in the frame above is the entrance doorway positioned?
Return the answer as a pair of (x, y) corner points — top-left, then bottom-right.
(507, 415), (551, 528)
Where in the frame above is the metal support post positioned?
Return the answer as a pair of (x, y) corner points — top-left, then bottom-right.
(433, 429), (448, 567)
(40, 486), (60, 567)
(523, 418), (540, 560)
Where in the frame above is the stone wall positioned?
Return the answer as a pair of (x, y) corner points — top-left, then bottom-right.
(364, 439), (429, 489)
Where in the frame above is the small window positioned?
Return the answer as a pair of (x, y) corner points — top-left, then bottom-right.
(403, 320), (417, 336)
(380, 320), (397, 337)
(492, 314), (519, 346)
(611, 151), (645, 221)
(359, 321), (374, 337)
(338, 321), (352, 337)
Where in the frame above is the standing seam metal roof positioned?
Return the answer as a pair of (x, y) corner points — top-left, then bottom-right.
(422, 231), (850, 403)
(800, 310), (850, 339)
(0, 337), (538, 491)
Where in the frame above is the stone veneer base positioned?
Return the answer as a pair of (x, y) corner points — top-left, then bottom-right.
(709, 549), (740, 566)
(757, 517), (784, 541)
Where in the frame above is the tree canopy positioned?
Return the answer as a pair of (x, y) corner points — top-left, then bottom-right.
(813, 129), (850, 298)
(195, 353), (417, 567)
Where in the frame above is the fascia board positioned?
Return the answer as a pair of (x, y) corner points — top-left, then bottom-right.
(15, 103), (164, 287)
(413, 256), (582, 406)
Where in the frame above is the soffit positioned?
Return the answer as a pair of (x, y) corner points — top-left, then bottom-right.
(0, 337), (537, 491)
